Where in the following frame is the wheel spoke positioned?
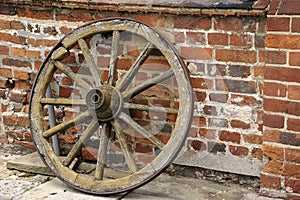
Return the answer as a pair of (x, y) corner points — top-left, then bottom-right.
(42, 111), (91, 138)
(40, 98), (86, 106)
(123, 102), (178, 114)
(112, 121), (137, 173)
(118, 112), (164, 150)
(54, 61), (91, 90)
(117, 42), (153, 92)
(108, 30), (120, 86)
(122, 69), (174, 99)
(78, 38), (102, 87)
(95, 123), (111, 180)
(62, 119), (100, 167)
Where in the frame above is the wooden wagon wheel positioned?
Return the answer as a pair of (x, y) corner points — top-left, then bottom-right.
(29, 18), (193, 195)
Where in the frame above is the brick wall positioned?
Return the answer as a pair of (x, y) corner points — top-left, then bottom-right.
(260, 0), (300, 199)
(0, 0), (299, 198)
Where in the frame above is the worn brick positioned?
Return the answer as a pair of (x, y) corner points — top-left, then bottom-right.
(265, 34), (300, 49)
(14, 80), (31, 91)
(286, 148), (300, 163)
(188, 139), (206, 152)
(229, 145), (248, 157)
(260, 174), (281, 190)
(263, 129), (281, 143)
(285, 178), (300, 194)
(195, 91), (207, 102)
(263, 114), (284, 129)
(174, 16), (211, 30)
(217, 79), (256, 94)
(231, 94), (261, 106)
(199, 128), (216, 139)
(9, 91), (28, 104)
(180, 46), (212, 60)
(214, 16), (256, 32)
(267, 17), (290, 32)
(10, 21), (25, 30)
(3, 114), (18, 125)
(0, 68), (12, 78)
(209, 93), (228, 103)
(259, 50), (287, 64)
(0, 45), (9, 55)
(11, 47), (26, 57)
(280, 132), (300, 146)
(190, 77), (213, 89)
(252, 148), (263, 159)
(203, 105), (218, 116)
(264, 82), (286, 97)
(216, 49), (256, 63)
(186, 32), (206, 44)
(263, 144), (284, 160)
(14, 140), (35, 150)
(56, 9), (92, 22)
(230, 34), (253, 47)
(17, 7), (53, 20)
(228, 65), (251, 78)
(292, 17), (300, 32)
(231, 119), (251, 129)
(243, 134), (263, 144)
(208, 33), (228, 46)
(264, 160), (283, 175)
(284, 163), (300, 178)
(289, 52), (300, 66)
(2, 58), (31, 68)
(207, 141), (226, 153)
(219, 130), (241, 144)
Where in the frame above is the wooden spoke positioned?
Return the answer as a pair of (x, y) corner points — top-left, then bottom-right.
(108, 30), (120, 86)
(117, 42), (153, 92)
(123, 102), (178, 114)
(40, 98), (86, 106)
(62, 119), (100, 167)
(78, 38), (102, 87)
(118, 112), (164, 150)
(112, 121), (137, 173)
(95, 123), (111, 180)
(42, 111), (91, 138)
(54, 61), (91, 90)
(122, 69), (174, 99)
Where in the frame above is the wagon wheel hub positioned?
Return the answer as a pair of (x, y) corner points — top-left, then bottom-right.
(86, 85), (123, 122)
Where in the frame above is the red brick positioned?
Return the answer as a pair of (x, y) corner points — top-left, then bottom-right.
(14, 140), (35, 150)
(0, 32), (12, 42)
(208, 33), (228, 46)
(229, 145), (248, 157)
(265, 66), (300, 83)
(214, 16), (256, 32)
(264, 82), (286, 97)
(60, 26), (73, 35)
(14, 70), (31, 81)
(231, 94), (261, 106)
(263, 144), (284, 160)
(195, 91), (207, 102)
(267, 17), (290, 32)
(292, 18), (300, 32)
(3, 114), (18, 125)
(264, 98), (287, 113)
(263, 114), (284, 129)
(9, 91), (28, 104)
(259, 50), (287, 64)
(14, 81), (32, 91)
(0, 45), (9, 55)
(243, 134), (263, 144)
(81, 147), (97, 162)
(252, 148), (263, 159)
(180, 46), (212, 60)
(265, 34), (300, 49)
(231, 120), (251, 129)
(56, 10), (92, 22)
(230, 34), (253, 47)
(134, 14), (166, 28)
(278, 0), (300, 15)
(18, 115), (29, 127)
(287, 101), (300, 116)
(215, 49), (256, 63)
(0, 68), (12, 78)
(219, 130), (240, 144)
(174, 16), (211, 30)
(289, 52), (300, 66)
(287, 118), (300, 132)
(260, 174), (281, 190)
(7, 130), (24, 141)
(199, 128), (216, 139)
(186, 32), (206, 44)
(17, 7), (53, 20)
(190, 77), (213, 89)
(187, 139), (206, 152)
(263, 129), (281, 143)
(11, 48), (26, 57)
(2, 58), (31, 68)
(284, 163), (300, 178)
(10, 21), (25, 30)
(268, 0), (281, 15)
(286, 148), (300, 163)
(26, 50), (41, 59)
(264, 160), (283, 175)
(285, 178), (300, 194)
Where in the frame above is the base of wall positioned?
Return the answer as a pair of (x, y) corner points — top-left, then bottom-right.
(175, 149), (263, 177)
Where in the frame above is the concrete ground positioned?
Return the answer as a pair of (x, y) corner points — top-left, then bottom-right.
(0, 144), (280, 200)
